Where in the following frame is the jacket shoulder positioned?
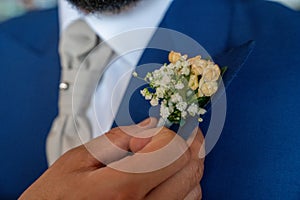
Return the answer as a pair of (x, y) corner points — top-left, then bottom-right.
(0, 8), (59, 53)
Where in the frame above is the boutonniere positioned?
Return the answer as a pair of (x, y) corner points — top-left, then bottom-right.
(133, 51), (227, 127)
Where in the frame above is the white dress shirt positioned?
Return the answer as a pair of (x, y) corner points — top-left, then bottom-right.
(59, 0), (173, 137)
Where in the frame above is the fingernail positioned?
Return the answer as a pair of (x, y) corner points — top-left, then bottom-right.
(139, 117), (159, 127)
(198, 144), (206, 159)
(139, 118), (151, 126)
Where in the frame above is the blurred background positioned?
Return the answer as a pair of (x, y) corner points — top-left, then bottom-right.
(0, 0), (299, 22)
(0, 0), (57, 22)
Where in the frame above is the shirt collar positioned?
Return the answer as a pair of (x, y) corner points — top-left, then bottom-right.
(59, 0), (173, 66)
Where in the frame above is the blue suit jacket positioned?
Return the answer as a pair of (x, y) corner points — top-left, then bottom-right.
(1, 0), (300, 199)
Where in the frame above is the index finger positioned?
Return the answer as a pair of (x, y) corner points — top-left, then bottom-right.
(96, 127), (191, 197)
(66, 118), (158, 169)
(89, 118), (158, 164)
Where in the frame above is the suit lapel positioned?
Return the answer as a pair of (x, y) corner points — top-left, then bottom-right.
(112, 0), (256, 128)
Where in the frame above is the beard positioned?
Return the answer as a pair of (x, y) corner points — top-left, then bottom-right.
(67, 0), (140, 13)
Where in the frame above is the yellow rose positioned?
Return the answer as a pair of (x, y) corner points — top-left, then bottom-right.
(168, 51), (182, 63)
(202, 64), (221, 82)
(188, 74), (199, 90)
(200, 81), (218, 96)
(197, 78), (205, 97)
(188, 55), (201, 65)
(189, 56), (208, 75)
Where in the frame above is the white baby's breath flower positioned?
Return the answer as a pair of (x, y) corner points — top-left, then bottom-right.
(141, 88), (153, 100)
(145, 94), (152, 100)
(150, 97), (159, 106)
(136, 51), (222, 125)
(171, 93), (183, 103)
(167, 63), (175, 70)
(174, 61), (182, 70)
(176, 101), (188, 112)
(182, 61), (189, 68)
(145, 72), (153, 82)
(198, 108), (207, 115)
(155, 87), (165, 98)
(168, 104), (174, 113)
(175, 81), (184, 90)
(160, 103), (171, 120)
(187, 103), (199, 116)
(181, 111), (187, 119)
(132, 71), (138, 77)
(180, 66), (190, 76)
(152, 69), (161, 80)
(181, 54), (188, 61)
(164, 66), (175, 76)
(140, 88), (147, 96)
(161, 74), (171, 85)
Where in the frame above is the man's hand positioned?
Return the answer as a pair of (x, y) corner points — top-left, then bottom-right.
(20, 118), (205, 200)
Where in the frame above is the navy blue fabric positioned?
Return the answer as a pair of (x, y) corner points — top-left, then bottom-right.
(116, 0), (300, 199)
(1, 0), (300, 199)
(201, 1), (300, 199)
(0, 9), (60, 199)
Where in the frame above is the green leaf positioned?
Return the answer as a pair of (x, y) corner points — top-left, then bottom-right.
(168, 108), (181, 124)
(197, 96), (210, 107)
(221, 66), (228, 77)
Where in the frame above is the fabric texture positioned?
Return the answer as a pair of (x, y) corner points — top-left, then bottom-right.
(46, 19), (115, 165)
(59, 0), (174, 137)
(0, 0), (300, 199)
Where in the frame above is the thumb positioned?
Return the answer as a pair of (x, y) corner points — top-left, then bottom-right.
(129, 118), (158, 152)
(84, 118), (157, 167)
(106, 127), (191, 197)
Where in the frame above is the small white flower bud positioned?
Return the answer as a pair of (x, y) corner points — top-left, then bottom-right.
(132, 72), (138, 77)
(176, 102), (188, 112)
(187, 103), (199, 116)
(181, 111), (187, 119)
(150, 98), (159, 106)
(198, 108), (207, 115)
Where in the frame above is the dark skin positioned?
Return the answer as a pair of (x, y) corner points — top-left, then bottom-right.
(20, 118), (205, 199)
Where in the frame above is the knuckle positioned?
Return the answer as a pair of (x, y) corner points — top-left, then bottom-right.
(63, 145), (84, 158)
(109, 127), (121, 135)
(192, 186), (202, 200)
(181, 149), (191, 164)
(52, 145), (87, 168)
(109, 126), (129, 137)
(190, 160), (203, 184)
(184, 185), (202, 200)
